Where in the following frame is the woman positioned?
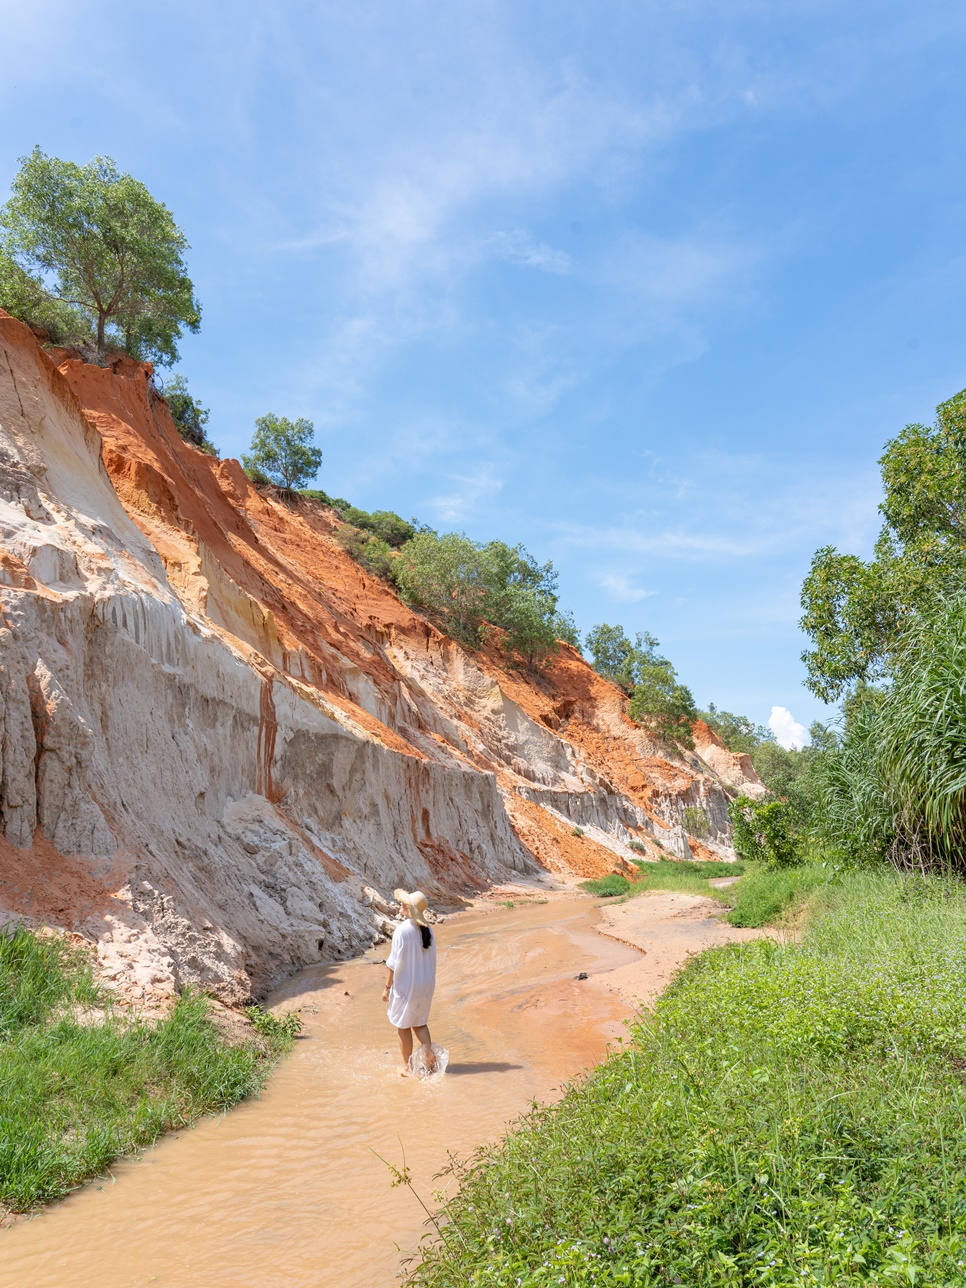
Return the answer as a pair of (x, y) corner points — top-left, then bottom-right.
(382, 889), (437, 1075)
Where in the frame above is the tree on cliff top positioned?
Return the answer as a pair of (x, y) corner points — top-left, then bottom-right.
(586, 622), (697, 748)
(0, 147), (200, 365)
(243, 414), (323, 490)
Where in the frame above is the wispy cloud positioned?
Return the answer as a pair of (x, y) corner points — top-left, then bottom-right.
(489, 229), (572, 275)
(600, 573), (657, 602)
(429, 467), (504, 524)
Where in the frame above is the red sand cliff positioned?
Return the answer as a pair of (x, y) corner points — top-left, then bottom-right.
(0, 311), (756, 1001)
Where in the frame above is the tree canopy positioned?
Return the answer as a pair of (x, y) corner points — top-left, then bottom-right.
(800, 388), (966, 701)
(0, 148), (200, 365)
(393, 530), (576, 667)
(242, 414), (322, 490)
(585, 622), (697, 747)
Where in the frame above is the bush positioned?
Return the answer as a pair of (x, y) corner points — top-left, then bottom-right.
(0, 251), (90, 346)
(729, 793), (803, 866)
(160, 374), (217, 455)
(335, 525), (396, 579)
(681, 805), (711, 838)
(244, 1005), (303, 1040)
(394, 531), (569, 668)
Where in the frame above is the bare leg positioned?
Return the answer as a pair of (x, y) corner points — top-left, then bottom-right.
(412, 1023), (435, 1070)
(396, 1026), (414, 1074)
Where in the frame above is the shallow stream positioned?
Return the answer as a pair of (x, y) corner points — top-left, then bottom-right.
(2, 897), (639, 1287)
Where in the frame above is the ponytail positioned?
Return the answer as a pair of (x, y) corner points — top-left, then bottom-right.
(419, 924), (433, 950)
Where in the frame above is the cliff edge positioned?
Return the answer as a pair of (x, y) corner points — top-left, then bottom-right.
(0, 311), (745, 1004)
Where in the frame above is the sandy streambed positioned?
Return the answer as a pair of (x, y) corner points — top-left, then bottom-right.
(1, 891), (762, 1287)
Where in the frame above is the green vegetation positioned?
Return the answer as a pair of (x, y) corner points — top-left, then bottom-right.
(409, 871), (966, 1286)
(394, 530), (577, 668)
(727, 861), (834, 928)
(243, 1004), (303, 1041)
(160, 373), (218, 456)
(0, 147), (200, 364)
(582, 858), (745, 908)
(800, 388), (966, 703)
(243, 413), (323, 490)
(585, 623), (697, 748)
(0, 927), (292, 1214)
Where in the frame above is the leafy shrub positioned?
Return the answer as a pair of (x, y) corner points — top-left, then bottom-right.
(627, 839), (648, 854)
(394, 531), (570, 668)
(0, 251), (90, 346)
(340, 507), (415, 548)
(571, 825), (585, 837)
(729, 793), (803, 866)
(160, 373), (218, 455)
(334, 525), (396, 579)
(681, 805), (711, 838)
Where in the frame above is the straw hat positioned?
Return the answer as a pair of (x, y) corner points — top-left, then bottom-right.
(394, 888), (430, 926)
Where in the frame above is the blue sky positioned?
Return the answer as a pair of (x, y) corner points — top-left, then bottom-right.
(4, 1), (966, 741)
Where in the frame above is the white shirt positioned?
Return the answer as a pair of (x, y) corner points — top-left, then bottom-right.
(386, 919), (437, 1028)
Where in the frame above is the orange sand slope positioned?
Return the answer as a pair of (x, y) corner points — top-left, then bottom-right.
(0, 310), (762, 1003)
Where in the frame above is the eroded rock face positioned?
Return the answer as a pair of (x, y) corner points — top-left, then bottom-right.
(0, 311), (744, 1004)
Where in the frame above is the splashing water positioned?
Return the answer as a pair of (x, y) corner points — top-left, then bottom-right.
(409, 1042), (449, 1080)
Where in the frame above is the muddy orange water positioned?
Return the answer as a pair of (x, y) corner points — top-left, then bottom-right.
(2, 897), (640, 1287)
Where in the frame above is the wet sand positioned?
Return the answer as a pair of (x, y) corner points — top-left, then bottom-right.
(1, 890), (763, 1287)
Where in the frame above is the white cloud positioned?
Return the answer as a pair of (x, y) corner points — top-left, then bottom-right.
(429, 467), (504, 523)
(489, 229), (572, 275)
(769, 706), (808, 750)
(600, 573), (657, 602)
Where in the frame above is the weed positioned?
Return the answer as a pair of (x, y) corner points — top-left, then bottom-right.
(244, 1005), (303, 1040)
(571, 826), (586, 838)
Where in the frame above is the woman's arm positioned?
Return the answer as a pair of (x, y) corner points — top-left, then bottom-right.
(381, 968), (394, 1002)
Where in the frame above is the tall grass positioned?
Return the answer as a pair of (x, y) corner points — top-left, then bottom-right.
(409, 871), (966, 1286)
(0, 927), (290, 1213)
(726, 862), (835, 927)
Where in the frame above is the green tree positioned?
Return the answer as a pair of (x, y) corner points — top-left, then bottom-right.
(697, 703), (774, 756)
(0, 251), (88, 345)
(0, 148), (200, 365)
(242, 414), (322, 490)
(586, 622), (697, 747)
(801, 388), (966, 701)
(393, 530), (571, 667)
(728, 795), (802, 867)
(161, 374), (216, 454)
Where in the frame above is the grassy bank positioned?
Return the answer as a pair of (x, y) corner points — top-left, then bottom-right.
(410, 871), (966, 1286)
(0, 928), (292, 1214)
(583, 857), (835, 930)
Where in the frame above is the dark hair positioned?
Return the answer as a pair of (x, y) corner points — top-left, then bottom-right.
(419, 924), (433, 950)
